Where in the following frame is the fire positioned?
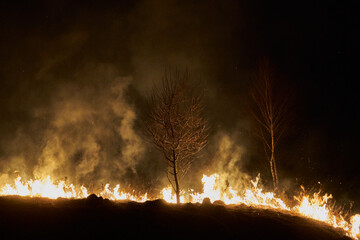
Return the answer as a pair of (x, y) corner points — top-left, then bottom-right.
(0, 176), (147, 201)
(160, 173), (360, 239)
(187, 173), (289, 209)
(100, 184), (148, 202)
(0, 176), (85, 199)
(237, 175), (289, 209)
(294, 187), (334, 223)
(189, 174), (221, 203)
(1, 173), (360, 239)
(161, 187), (185, 203)
(351, 215), (360, 239)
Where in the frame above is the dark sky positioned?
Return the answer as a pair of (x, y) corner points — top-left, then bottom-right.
(0, 0), (359, 206)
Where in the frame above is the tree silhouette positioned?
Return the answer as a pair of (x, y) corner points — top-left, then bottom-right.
(249, 60), (292, 190)
(143, 70), (208, 204)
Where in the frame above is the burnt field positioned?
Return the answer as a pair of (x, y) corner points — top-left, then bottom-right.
(0, 195), (350, 240)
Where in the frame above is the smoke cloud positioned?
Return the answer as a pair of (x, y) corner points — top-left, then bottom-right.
(2, 0), (336, 200)
(0, 62), (147, 188)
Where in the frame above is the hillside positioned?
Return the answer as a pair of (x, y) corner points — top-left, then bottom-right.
(0, 195), (351, 240)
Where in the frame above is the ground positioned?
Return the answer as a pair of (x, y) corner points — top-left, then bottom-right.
(0, 195), (351, 240)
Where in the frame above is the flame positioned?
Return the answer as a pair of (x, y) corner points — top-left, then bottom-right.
(100, 183), (148, 202)
(294, 187), (333, 223)
(293, 187), (356, 238)
(189, 174), (221, 203)
(0, 176), (86, 199)
(0, 176), (146, 201)
(351, 215), (360, 239)
(1, 173), (360, 239)
(162, 173), (359, 239)
(161, 187), (185, 203)
(188, 174), (289, 209)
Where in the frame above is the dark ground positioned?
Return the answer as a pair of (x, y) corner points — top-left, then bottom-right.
(0, 195), (351, 240)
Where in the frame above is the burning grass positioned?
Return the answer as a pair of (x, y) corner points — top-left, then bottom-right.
(1, 173), (359, 239)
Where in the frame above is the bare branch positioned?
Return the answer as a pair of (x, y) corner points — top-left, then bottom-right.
(248, 59), (293, 190)
(142, 69), (208, 204)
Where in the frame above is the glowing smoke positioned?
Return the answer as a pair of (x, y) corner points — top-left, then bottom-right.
(0, 65), (146, 190)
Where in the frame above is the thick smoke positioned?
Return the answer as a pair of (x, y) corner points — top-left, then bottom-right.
(1, 0), (357, 209)
(0, 0), (257, 195)
(0, 64), (146, 188)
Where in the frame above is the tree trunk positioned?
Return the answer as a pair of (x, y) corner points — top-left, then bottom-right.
(269, 157), (276, 190)
(173, 150), (180, 204)
(273, 153), (278, 188)
(270, 128), (278, 190)
(174, 167), (180, 204)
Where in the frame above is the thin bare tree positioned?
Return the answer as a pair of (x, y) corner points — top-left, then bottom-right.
(143, 70), (208, 204)
(249, 60), (292, 190)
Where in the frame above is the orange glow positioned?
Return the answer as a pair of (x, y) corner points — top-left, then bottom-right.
(1, 173), (359, 239)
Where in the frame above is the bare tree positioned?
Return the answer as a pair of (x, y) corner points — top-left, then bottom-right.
(249, 60), (292, 190)
(143, 70), (208, 204)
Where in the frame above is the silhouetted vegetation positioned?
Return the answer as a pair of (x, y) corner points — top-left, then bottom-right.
(143, 70), (208, 204)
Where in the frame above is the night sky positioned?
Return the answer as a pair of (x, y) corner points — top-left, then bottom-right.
(0, 1), (359, 208)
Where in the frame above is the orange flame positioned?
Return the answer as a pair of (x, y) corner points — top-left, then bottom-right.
(1, 173), (360, 239)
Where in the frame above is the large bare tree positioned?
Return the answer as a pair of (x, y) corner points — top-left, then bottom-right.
(249, 60), (292, 190)
(143, 70), (208, 204)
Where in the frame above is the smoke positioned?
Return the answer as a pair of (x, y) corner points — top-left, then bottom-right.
(0, 0), (252, 194)
(182, 128), (253, 194)
(1, 65), (145, 186)
(211, 131), (252, 191)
